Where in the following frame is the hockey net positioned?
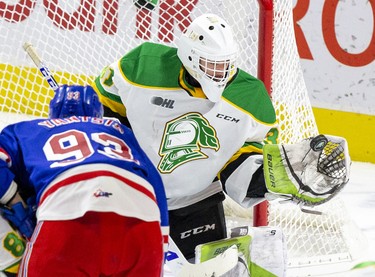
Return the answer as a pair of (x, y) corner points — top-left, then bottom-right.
(0, 0), (366, 275)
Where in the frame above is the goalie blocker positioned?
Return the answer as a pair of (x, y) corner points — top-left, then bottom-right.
(263, 134), (350, 209)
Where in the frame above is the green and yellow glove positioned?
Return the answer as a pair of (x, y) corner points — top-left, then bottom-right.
(263, 135), (350, 209)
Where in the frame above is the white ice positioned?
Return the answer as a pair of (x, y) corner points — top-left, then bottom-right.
(340, 161), (375, 260)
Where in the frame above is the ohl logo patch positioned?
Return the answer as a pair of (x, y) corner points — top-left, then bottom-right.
(151, 96), (175, 109)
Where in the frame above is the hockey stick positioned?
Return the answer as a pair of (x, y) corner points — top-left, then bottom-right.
(165, 236), (238, 276)
(23, 42), (59, 92)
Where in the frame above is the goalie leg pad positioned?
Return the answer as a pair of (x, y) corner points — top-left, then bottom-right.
(194, 226), (287, 277)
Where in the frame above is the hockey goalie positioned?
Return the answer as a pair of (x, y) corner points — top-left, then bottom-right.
(88, 11), (352, 277)
(165, 134), (350, 277)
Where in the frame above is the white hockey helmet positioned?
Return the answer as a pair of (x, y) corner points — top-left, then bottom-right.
(177, 14), (238, 102)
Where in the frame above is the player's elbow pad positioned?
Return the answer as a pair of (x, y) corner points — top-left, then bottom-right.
(221, 154), (267, 208)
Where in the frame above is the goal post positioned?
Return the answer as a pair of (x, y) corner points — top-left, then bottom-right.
(253, 0), (273, 228)
(0, 0), (368, 274)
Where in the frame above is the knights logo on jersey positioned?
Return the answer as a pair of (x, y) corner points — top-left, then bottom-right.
(158, 112), (219, 173)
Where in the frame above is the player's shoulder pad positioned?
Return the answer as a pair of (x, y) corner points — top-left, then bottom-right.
(222, 69), (276, 125)
(118, 42), (182, 88)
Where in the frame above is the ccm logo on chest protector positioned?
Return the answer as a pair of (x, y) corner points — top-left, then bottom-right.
(180, 224), (216, 239)
(216, 113), (240, 123)
(151, 96), (175, 109)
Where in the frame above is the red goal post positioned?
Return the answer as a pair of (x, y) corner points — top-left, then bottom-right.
(253, 0), (273, 228)
(0, 0), (367, 275)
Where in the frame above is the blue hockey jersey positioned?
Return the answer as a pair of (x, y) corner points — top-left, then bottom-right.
(0, 116), (168, 247)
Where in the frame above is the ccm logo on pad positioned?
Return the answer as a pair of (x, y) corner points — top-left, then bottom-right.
(180, 224), (216, 239)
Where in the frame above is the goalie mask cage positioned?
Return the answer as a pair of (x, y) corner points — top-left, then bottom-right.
(0, 0), (367, 275)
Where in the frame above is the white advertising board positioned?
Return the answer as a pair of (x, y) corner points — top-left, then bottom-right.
(294, 0), (375, 115)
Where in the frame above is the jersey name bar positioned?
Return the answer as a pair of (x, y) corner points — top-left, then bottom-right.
(38, 116), (124, 134)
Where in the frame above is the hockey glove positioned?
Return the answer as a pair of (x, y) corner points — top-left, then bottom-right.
(0, 199), (36, 240)
(263, 134), (350, 208)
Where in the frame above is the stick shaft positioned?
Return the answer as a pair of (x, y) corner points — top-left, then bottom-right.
(23, 42), (59, 91)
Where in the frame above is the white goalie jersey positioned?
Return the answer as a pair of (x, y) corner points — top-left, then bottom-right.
(94, 42), (278, 210)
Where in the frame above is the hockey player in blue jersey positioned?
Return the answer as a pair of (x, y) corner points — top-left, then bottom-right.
(0, 85), (169, 277)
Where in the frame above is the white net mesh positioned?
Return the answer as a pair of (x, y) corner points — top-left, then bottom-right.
(271, 1), (318, 143)
(0, 0), (365, 274)
(0, 0), (259, 116)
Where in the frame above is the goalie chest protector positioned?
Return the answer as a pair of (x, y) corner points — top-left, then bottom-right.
(100, 42), (277, 199)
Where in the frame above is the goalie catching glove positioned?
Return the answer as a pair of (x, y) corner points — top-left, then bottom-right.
(263, 134), (350, 207)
